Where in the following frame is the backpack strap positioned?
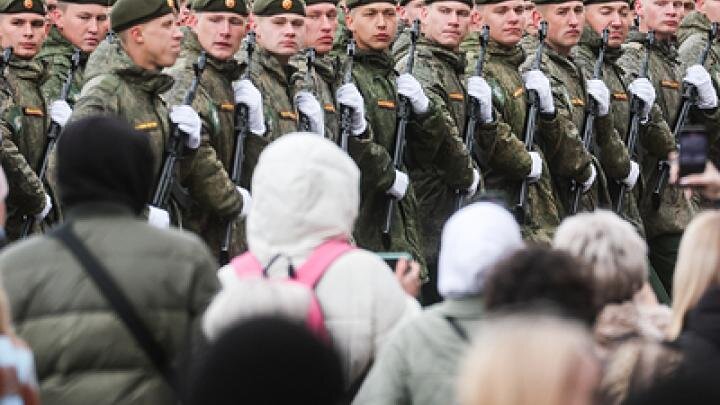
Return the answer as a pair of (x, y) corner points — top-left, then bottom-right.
(294, 238), (355, 288)
(230, 251), (264, 277)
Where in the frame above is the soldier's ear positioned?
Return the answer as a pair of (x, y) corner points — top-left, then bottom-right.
(531, 8), (542, 27)
(634, 0), (643, 18)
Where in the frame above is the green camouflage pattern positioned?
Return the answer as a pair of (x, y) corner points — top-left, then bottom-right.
(290, 51), (341, 142)
(519, 33), (539, 60)
(36, 26), (86, 107)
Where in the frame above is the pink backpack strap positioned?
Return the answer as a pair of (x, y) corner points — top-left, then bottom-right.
(294, 238), (355, 288)
(229, 252), (264, 277)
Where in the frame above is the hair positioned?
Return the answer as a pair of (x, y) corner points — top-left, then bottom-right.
(457, 314), (598, 405)
(668, 211), (720, 339)
(484, 247), (599, 325)
(553, 210), (648, 307)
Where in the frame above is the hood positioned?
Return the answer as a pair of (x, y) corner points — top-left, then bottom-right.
(438, 202), (524, 299)
(247, 133), (360, 268)
(678, 11), (711, 45)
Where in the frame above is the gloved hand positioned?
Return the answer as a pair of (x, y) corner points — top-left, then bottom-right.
(336, 83), (367, 135)
(467, 76), (493, 124)
(586, 79), (610, 116)
(170, 105), (201, 149)
(397, 73), (429, 114)
(528, 151), (543, 183)
(36, 193), (52, 221)
(522, 70), (554, 114)
(628, 78), (656, 122)
(295, 90), (325, 137)
(148, 205), (170, 229)
(467, 168), (481, 195)
(238, 186), (252, 218)
(582, 164), (597, 193)
(622, 161), (640, 189)
(233, 79), (266, 135)
(684, 65), (718, 109)
(387, 170), (409, 200)
(49, 100), (72, 128)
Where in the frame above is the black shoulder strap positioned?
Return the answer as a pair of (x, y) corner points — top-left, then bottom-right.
(444, 315), (470, 343)
(52, 224), (180, 394)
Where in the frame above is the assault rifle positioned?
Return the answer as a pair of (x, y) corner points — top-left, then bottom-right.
(339, 37), (356, 151)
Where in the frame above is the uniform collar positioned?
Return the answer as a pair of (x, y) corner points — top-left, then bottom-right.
(8, 54), (44, 80)
(182, 30), (241, 81)
(578, 26), (623, 64)
(251, 46), (295, 84)
(353, 48), (394, 72)
(486, 40), (524, 67)
(627, 29), (679, 60)
(112, 46), (175, 94)
(418, 35), (466, 74)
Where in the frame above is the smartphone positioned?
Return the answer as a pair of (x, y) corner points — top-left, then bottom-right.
(375, 252), (413, 271)
(679, 125), (708, 178)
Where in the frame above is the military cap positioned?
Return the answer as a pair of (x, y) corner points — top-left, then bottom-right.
(57, 0), (114, 5)
(192, 0), (248, 14)
(425, 0), (471, 6)
(346, 0), (393, 9)
(110, 0), (176, 33)
(253, 0), (305, 15)
(584, 0), (629, 5)
(0, 0), (46, 15)
(305, 0), (337, 6)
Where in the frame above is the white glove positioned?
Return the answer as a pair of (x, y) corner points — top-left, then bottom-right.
(528, 151), (543, 183)
(233, 79), (266, 135)
(397, 73), (429, 114)
(49, 100), (72, 128)
(467, 76), (493, 124)
(387, 170), (409, 200)
(622, 161), (640, 189)
(238, 186), (252, 218)
(336, 83), (367, 135)
(294, 90), (324, 137)
(586, 79), (610, 117)
(522, 70), (554, 114)
(684, 65), (718, 109)
(36, 193), (52, 221)
(628, 78), (655, 122)
(582, 165), (597, 193)
(170, 105), (201, 149)
(467, 168), (481, 195)
(148, 205), (170, 229)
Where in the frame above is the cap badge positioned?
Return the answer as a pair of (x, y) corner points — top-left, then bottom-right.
(282, 0), (292, 10)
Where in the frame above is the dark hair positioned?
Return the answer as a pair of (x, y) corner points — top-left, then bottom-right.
(484, 247), (599, 325)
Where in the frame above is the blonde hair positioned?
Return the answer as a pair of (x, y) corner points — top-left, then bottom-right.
(553, 211), (647, 307)
(457, 314), (598, 405)
(668, 211), (720, 339)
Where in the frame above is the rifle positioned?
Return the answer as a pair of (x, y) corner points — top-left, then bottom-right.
(219, 31), (256, 265)
(652, 22), (718, 209)
(615, 30), (654, 214)
(20, 47), (79, 238)
(382, 18), (420, 237)
(298, 47), (316, 132)
(454, 25), (489, 212)
(150, 51), (207, 211)
(514, 21), (547, 223)
(568, 28), (609, 215)
(339, 37), (356, 152)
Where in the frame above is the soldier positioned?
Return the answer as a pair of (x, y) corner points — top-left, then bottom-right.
(72, 0), (240, 230)
(38, 0), (111, 106)
(165, 0), (253, 259)
(619, 0), (717, 291)
(393, 0), (478, 303)
(0, 0), (65, 240)
(519, 0), (539, 54)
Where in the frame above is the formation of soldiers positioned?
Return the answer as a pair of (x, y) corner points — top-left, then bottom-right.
(1, 0), (718, 302)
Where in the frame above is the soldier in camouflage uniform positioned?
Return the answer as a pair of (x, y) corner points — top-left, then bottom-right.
(165, 0), (253, 259)
(618, 0), (718, 291)
(72, 0), (242, 230)
(37, 0), (111, 106)
(0, 0), (64, 240)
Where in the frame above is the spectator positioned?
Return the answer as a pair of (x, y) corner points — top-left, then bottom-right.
(352, 202), (524, 405)
(484, 247), (599, 326)
(553, 211), (671, 357)
(675, 285), (720, 378)
(457, 314), (600, 405)
(0, 117), (219, 404)
(186, 316), (344, 405)
(213, 133), (420, 388)
(668, 211), (720, 339)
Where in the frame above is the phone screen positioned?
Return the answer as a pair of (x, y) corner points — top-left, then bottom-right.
(375, 252), (413, 271)
(679, 126), (708, 178)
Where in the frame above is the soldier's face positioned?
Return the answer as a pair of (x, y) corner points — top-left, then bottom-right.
(535, 2), (584, 54)
(420, 2), (472, 50)
(585, 2), (631, 47)
(0, 13), (49, 59)
(347, 4), (398, 51)
(398, 0), (425, 24)
(51, 3), (109, 53)
(524, 0), (537, 34)
(305, 3), (338, 54)
(255, 14), (305, 59)
(137, 14), (184, 69)
(636, 0), (682, 38)
(193, 12), (248, 61)
(477, 0), (526, 47)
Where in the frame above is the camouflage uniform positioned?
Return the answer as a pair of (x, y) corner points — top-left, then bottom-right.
(519, 33), (539, 58)
(165, 31), (246, 258)
(36, 26), (86, 106)
(289, 52), (341, 141)
(72, 42), (242, 228)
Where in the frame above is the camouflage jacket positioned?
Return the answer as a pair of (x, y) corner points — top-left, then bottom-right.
(36, 26), (86, 107)
(289, 51), (341, 142)
(165, 31), (245, 257)
(619, 30), (696, 237)
(475, 40), (562, 244)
